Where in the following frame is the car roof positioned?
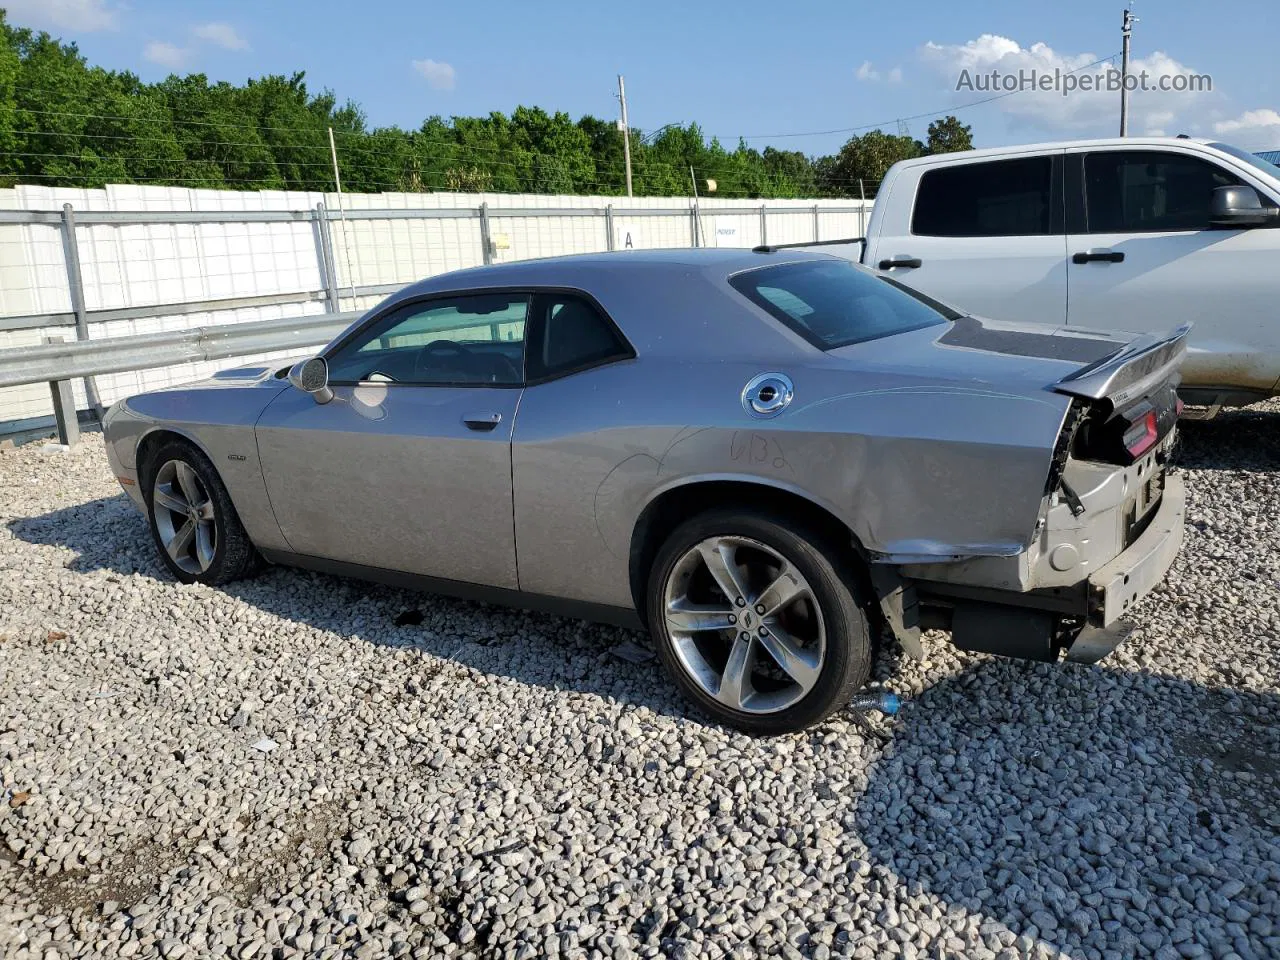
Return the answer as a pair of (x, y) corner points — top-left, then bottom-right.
(371, 248), (845, 359)
(389, 247), (836, 301)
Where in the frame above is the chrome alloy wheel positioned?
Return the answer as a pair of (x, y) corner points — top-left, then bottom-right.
(661, 535), (826, 715)
(151, 459), (217, 575)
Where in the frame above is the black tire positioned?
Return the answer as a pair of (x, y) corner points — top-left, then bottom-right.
(646, 508), (873, 735)
(141, 439), (260, 586)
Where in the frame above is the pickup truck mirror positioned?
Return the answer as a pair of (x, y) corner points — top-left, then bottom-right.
(1209, 185), (1280, 228)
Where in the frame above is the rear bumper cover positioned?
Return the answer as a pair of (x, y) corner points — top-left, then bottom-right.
(1086, 471), (1186, 626)
(917, 471), (1185, 663)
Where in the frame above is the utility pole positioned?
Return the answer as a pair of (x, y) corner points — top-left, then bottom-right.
(1120, 5), (1136, 136)
(617, 74), (633, 198)
(327, 127), (357, 307)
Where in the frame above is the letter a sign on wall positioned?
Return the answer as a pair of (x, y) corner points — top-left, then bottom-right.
(614, 226), (641, 250)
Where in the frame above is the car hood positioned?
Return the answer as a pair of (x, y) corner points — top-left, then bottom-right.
(826, 315), (1137, 398)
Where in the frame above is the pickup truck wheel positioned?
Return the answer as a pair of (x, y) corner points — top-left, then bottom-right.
(647, 509), (872, 735)
(143, 439), (260, 586)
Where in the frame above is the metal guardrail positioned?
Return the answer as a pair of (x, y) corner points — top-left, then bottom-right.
(3, 311), (360, 445)
(0, 203), (864, 227)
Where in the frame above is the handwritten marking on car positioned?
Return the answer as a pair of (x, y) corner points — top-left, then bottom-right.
(729, 431), (793, 473)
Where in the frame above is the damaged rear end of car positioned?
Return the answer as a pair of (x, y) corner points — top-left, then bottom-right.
(901, 323), (1191, 664)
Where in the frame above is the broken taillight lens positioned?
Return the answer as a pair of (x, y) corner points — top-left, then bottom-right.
(1072, 383), (1178, 466)
(1123, 409), (1160, 458)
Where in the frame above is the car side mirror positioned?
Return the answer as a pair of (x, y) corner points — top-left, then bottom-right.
(287, 356), (333, 404)
(1209, 185), (1279, 228)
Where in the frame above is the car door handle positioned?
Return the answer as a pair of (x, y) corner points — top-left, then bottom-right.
(1072, 249), (1125, 264)
(878, 255), (923, 269)
(463, 412), (502, 431)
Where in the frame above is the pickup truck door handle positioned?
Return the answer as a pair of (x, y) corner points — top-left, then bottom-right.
(1072, 249), (1125, 264)
(462, 412), (503, 431)
(878, 255), (923, 270)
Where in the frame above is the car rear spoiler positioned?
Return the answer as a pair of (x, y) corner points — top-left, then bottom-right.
(1053, 323), (1192, 408)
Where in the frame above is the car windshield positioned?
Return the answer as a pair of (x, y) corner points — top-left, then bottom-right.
(729, 259), (953, 350)
(1208, 141), (1280, 183)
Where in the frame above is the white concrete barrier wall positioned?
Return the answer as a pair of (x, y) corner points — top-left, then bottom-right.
(0, 185), (870, 427)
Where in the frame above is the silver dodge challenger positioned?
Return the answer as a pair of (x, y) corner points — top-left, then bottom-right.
(103, 249), (1189, 734)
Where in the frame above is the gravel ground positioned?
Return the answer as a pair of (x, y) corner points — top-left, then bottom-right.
(1, 405), (1278, 960)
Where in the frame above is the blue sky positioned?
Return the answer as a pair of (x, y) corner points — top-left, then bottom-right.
(7, 0), (1280, 154)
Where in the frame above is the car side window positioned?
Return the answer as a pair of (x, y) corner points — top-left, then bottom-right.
(526, 293), (631, 381)
(326, 293), (529, 386)
(1083, 151), (1243, 233)
(912, 157), (1054, 237)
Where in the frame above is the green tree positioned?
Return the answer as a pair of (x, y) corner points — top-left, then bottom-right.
(926, 115), (974, 154)
(0, 14), (20, 177)
(824, 129), (923, 195)
(0, 17), (853, 200)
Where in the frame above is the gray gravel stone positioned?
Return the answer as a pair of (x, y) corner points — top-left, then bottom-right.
(0, 411), (1278, 960)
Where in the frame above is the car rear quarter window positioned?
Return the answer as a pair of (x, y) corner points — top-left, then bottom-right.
(912, 156), (1054, 237)
(730, 260), (950, 350)
(526, 293), (633, 381)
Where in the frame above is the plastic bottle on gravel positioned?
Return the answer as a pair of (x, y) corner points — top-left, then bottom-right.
(848, 691), (901, 715)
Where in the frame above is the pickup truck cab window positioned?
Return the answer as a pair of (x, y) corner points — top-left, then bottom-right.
(912, 156), (1054, 237)
(1083, 151), (1243, 233)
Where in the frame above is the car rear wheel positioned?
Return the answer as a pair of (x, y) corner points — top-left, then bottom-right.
(647, 508), (872, 735)
(144, 439), (259, 586)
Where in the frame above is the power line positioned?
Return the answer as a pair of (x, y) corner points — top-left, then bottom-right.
(728, 52), (1121, 141)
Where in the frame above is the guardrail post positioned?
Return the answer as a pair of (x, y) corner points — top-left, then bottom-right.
(605, 204), (615, 251)
(314, 203), (340, 313)
(760, 204), (768, 246)
(812, 203), (820, 242)
(859, 179), (867, 236)
(44, 336), (79, 447)
(479, 202), (493, 265)
(690, 207), (698, 248)
(59, 203), (104, 420)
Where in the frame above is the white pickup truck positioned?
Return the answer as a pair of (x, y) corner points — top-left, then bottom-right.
(779, 137), (1280, 410)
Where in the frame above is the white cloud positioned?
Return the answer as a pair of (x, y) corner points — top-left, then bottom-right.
(856, 61), (903, 84)
(3, 0), (120, 32)
(412, 59), (456, 91)
(1213, 109), (1280, 149)
(920, 34), (1218, 138)
(192, 22), (249, 52)
(143, 41), (191, 70)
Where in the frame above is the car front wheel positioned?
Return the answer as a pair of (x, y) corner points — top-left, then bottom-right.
(647, 508), (873, 735)
(144, 439), (259, 585)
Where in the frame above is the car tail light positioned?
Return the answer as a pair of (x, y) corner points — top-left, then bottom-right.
(1072, 384), (1178, 466)
(1123, 409), (1159, 458)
